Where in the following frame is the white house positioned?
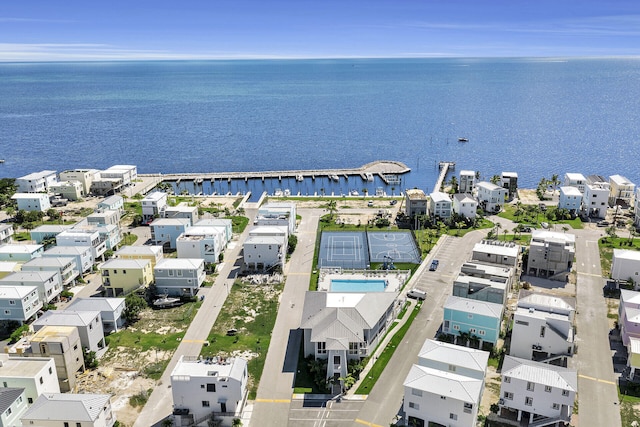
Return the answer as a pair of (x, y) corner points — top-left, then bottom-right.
(66, 297), (126, 333)
(403, 339), (489, 427)
(0, 224), (14, 245)
(243, 226), (288, 272)
(459, 262), (515, 292)
(154, 258), (206, 297)
(611, 249), (640, 282)
(499, 356), (577, 425)
(59, 168), (100, 195)
(142, 191), (168, 223)
(428, 191), (452, 220)
(10, 193), (51, 212)
(510, 292), (575, 363)
(452, 275), (508, 305)
(255, 202), (297, 235)
(527, 230), (575, 280)
(0, 245), (44, 263)
(164, 203), (199, 225)
(0, 270), (62, 304)
(21, 393), (115, 427)
(619, 289), (640, 349)
(176, 226), (224, 264)
(583, 182), (610, 219)
(475, 181), (507, 213)
(97, 195), (124, 212)
(452, 194), (478, 220)
(0, 286), (42, 323)
(33, 310), (105, 353)
(21, 256), (79, 288)
(15, 170), (57, 193)
(90, 176), (123, 196)
(55, 228), (107, 262)
(48, 180), (84, 201)
(87, 209), (121, 227)
(609, 174), (635, 207)
(563, 173), (587, 193)
(0, 388), (28, 426)
(459, 170), (476, 194)
(171, 355), (248, 427)
(471, 240), (519, 267)
(150, 218), (190, 249)
(107, 164), (137, 182)
(0, 353), (60, 406)
(558, 186), (582, 213)
(300, 291), (396, 387)
(196, 219), (233, 245)
(101, 165), (136, 188)
(42, 246), (93, 275)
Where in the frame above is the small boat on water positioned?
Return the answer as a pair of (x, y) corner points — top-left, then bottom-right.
(295, 174), (304, 182)
(350, 190), (359, 196)
(458, 137), (469, 142)
(283, 189), (291, 197)
(153, 294), (181, 308)
(365, 172), (374, 182)
(274, 188), (283, 197)
(329, 174), (339, 182)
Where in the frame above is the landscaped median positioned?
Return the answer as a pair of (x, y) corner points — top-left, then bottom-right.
(354, 299), (422, 395)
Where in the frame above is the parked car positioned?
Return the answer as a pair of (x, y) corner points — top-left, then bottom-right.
(367, 201), (374, 207)
(390, 199), (398, 206)
(540, 222), (549, 229)
(429, 259), (439, 271)
(597, 220), (610, 227)
(407, 289), (427, 300)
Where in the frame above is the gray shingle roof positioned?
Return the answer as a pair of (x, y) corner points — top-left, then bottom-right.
(0, 387), (24, 413)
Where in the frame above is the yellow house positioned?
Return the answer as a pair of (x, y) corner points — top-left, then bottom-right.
(100, 258), (153, 297)
(114, 245), (164, 268)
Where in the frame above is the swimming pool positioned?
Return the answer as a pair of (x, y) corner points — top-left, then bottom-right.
(330, 279), (387, 293)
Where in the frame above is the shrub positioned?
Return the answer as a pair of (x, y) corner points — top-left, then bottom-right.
(9, 325), (29, 344)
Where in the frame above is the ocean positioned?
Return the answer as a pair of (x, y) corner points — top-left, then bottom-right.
(1, 58), (639, 195)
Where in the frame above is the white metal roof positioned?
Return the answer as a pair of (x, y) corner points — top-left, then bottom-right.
(502, 356), (577, 391)
(444, 295), (503, 318)
(403, 364), (483, 402)
(23, 393), (111, 422)
(418, 339), (489, 373)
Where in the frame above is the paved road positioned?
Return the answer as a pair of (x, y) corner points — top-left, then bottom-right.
(249, 208), (322, 427)
(288, 397), (365, 427)
(354, 230), (488, 426)
(133, 208), (256, 427)
(571, 228), (622, 427)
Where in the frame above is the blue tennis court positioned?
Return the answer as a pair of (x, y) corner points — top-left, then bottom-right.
(367, 231), (421, 264)
(318, 231), (370, 269)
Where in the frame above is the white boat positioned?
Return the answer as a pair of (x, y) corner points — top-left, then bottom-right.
(350, 190), (359, 196)
(153, 295), (181, 308)
(274, 188), (283, 197)
(295, 174), (304, 182)
(283, 189), (291, 197)
(365, 172), (374, 182)
(329, 174), (339, 182)
(458, 137), (469, 142)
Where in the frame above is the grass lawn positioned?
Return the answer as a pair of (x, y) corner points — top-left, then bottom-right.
(200, 280), (283, 400)
(355, 301), (422, 395)
(620, 388), (640, 425)
(499, 204), (583, 229)
(599, 237), (640, 277)
(496, 234), (532, 245)
(228, 215), (249, 233)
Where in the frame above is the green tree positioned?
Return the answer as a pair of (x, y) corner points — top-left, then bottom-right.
(490, 175), (501, 185)
(83, 348), (99, 369)
(287, 234), (298, 254)
(123, 293), (147, 323)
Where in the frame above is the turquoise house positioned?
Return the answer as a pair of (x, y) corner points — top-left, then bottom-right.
(443, 295), (503, 347)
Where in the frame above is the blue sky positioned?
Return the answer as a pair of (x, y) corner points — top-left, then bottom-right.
(2, 0), (640, 61)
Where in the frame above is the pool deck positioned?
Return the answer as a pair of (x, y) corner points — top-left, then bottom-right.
(317, 268), (410, 293)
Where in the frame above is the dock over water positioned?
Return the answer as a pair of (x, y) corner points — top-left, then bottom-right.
(434, 161), (455, 191)
(140, 160), (410, 185)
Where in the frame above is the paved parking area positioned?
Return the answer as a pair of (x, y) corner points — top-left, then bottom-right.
(288, 397), (365, 427)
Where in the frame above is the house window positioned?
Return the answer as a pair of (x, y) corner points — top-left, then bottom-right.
(503, 391), (513, 400)
(545, 385), (552, 393)
(453, 325), (460, 331)
(202, 401), (210, 407)
(76, 423), (81, 427)
(540, 326), (546, 337)
(478, 330), (486, 336)
(64, 423), (69, 427)
(408, 402), (419, 409)
(448, 364), (456, 372)
(2, 382), (6, 387)
(5, 407), (10, 416)
(552, 403), (560, 410)
(349, 342), (358, 355)
(39, 377), (43, 385)
(3, 310), (9, 315)
(527, 382), (535, 391)
(122, 270), (127, 274)
(463, 402), (473, 413)
(28, 398), (33, 404)
(440, 396), (446, 400)
(443, 320), (450, 330)
(503, 376), (510, 383)
(525, 397), (533, 406)
(8, 300), (15, 305)
(562, 389), (570, 396)
(467, 314), (473, 319)
(317, 342), (326, 354)
(450, 413), (457, 421)
(469, 328), (476, 334)
(206, 383), (216, 392)
(412, 388), (422, 397)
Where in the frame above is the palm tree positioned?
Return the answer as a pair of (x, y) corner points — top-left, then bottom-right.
(495, 222), (502, 240)
(449, 176), (459, 194)
(551, 174), (560, 194)
(562, 225), (569, 234)
(490, 175), (501, 185)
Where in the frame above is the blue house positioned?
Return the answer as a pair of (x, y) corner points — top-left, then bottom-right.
(443, 295), (503, 348)
(150, 218), (190, 250)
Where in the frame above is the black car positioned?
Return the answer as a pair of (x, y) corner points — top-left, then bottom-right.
(429, 259), (439, 271)
(390, 199), (398, 205)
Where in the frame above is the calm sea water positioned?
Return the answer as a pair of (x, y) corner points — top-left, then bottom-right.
(1, 58), (639, 194)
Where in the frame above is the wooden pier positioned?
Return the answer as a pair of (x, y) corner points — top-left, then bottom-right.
(140, 160), (410, 185)
(434, 161), (456, 191)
